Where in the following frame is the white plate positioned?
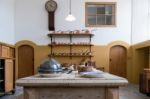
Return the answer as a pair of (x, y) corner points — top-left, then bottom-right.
(80, 72), (104, 78)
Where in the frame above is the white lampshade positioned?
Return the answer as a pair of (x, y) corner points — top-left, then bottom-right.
(65, 14), (76, 22)
(65, 0), (76, 22)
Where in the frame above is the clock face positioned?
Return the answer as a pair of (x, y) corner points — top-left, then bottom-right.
(45, 0), (57, 12)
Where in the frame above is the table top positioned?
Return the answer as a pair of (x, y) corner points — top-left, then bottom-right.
(16, 73), (128, 87)
(16, 72), (128, 87)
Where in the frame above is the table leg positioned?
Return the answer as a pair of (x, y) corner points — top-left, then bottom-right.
(106, 87), (119, 99)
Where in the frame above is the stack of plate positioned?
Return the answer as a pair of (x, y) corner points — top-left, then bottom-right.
(79, 71), (104, 78)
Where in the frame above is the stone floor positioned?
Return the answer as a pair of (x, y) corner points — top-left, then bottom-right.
(119, 84), (150, 99)
(0, 84), (150, 99)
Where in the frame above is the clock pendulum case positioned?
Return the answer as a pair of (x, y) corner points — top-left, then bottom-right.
(45, 0), (57, 31)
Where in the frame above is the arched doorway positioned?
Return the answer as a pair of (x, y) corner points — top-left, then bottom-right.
(18, 45), (34, 78)
(109, 45), (127, 78)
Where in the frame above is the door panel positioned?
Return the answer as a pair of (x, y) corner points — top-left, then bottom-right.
(109, 45), (127, 78)
(0, 45), (2, 57)
(5, 59), (14, 92)
(18, 45), (34, 78)
(2, 46), (10, 58)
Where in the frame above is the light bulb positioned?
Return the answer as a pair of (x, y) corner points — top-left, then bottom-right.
(65, 14), (76, 22)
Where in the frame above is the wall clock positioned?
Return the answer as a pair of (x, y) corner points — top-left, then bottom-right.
(45, 0), (57, 31)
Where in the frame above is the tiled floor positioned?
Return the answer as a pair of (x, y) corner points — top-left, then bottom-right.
(0, 84), (150, 99)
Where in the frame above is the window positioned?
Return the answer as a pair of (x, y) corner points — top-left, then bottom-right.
(85, 2), (116, 27)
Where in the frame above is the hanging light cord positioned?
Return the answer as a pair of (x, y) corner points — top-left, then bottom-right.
(69, 0), (71, 14)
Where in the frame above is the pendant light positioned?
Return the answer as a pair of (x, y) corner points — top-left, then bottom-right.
(65, 0), (76, 22)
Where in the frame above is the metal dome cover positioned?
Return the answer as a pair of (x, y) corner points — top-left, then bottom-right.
(38, 58), (62, 74)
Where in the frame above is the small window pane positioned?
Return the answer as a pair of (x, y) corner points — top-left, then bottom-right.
(97, 5), (105, 14)
(105, 16), (114, 25)
(97, 16), (105, 25)
(105, 5), (113, 14)
(87, 5), (97, 15)
(88, 7), (97, 15)
(88, 16), (96, 25)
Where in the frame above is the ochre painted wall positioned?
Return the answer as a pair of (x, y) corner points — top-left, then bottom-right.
(15, 40), (133, 83)
(130, 40), (150, 83)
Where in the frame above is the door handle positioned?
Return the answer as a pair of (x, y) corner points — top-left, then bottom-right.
(110, 58), (112, 62)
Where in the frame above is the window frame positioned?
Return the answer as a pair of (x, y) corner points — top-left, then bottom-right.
(85, 2), (117, 27)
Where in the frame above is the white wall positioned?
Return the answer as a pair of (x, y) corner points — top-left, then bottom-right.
(0, 0), (15, 44)
(15, 0), (132, 45)
(132, 0), (149, 44)
(1, 0), (149, 45)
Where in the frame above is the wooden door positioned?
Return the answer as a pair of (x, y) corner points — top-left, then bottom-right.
(5, 59), (14, 92)
(18, 45), (34, 78)
(109, 45), (127, 78)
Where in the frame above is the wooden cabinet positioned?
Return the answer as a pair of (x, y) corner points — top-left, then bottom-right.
(0, 45), (2, 57)
(139, 69), (150, 95)
(0, 43), (15, 96)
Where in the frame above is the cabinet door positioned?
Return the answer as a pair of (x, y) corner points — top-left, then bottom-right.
(9, 48), (15, 58)
(2, 46), (10, 58)
(0, 45), (2, 57)
(5, 59), (14, 92)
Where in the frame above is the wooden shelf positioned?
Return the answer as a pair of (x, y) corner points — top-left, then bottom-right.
(0, 68), (3, 70)
(48, 43), (94, 46)
(48, 33), (94, 37)
(49, 53), (93, 57)
(0, 57), (15, 60)
(70, 55), (93, 57)
(0, 80), (4, 82)
(47, 31), (94, 62)
(0, 92), (4, 96)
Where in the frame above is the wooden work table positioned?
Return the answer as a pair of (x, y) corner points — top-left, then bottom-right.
(16, 73), (128, 99)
